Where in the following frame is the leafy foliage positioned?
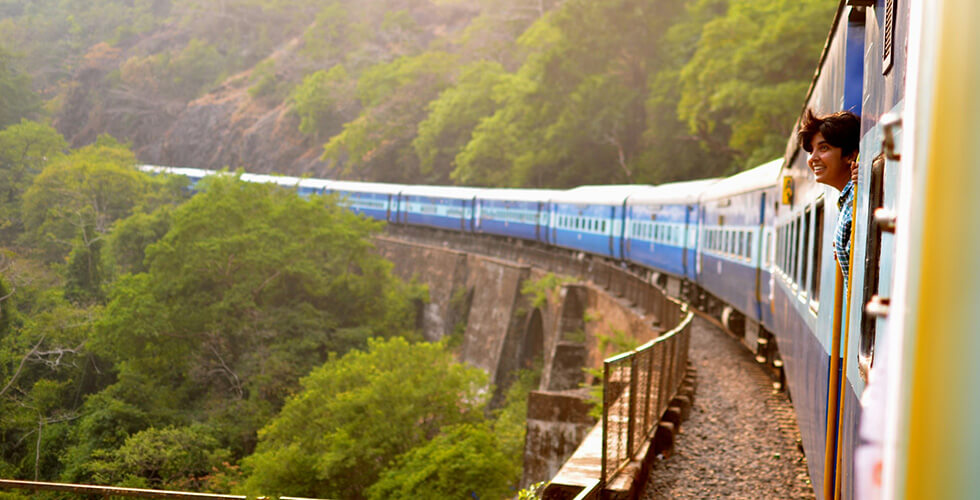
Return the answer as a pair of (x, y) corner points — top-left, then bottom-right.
(321, 51), (459, 182)
(288, 65), (356, 138)
(366, 422), (516, 500)
(0, 48), (39, 129)
(0, 120), (68, 243)
(21, 135), (148, 263)
(676, 0), (835, 169)
(84, 425), (230, 490)
(243, 337), (488, 499)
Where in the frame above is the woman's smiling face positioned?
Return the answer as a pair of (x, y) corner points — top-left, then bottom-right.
(808, 132), (853, 190)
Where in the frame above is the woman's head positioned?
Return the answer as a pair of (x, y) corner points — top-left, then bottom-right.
(798, 109), (860, 156)
(798, 109), (860, 190)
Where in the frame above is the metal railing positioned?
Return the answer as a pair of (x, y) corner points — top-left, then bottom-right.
(600, 300), (693, 484)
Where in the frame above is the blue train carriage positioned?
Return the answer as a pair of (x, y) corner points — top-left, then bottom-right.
(772, 1), (908, 496)
(322, 180), (404, 223)
(548, 185), (651, 260)
(397, 185), (483, 232)
(624, 179), (720, 295)
(696, 160), (780, 332)
(474, 188), (560, 244)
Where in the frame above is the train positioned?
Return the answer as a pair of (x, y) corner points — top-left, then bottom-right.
(141, 0), (980, 498)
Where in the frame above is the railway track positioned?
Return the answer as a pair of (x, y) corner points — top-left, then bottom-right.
(641, 316), (814, 499)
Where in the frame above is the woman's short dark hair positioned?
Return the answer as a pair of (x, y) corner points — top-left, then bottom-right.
(798, 108), (860, 155)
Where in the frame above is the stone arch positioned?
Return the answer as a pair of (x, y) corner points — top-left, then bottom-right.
(544, 285), (589, 391)
(558, 285), (587, 342)
(520, 307), (545, 370)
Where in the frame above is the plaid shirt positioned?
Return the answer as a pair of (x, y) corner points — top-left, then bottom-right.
(835, 180), (855, 287)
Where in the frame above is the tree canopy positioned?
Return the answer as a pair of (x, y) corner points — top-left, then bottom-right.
(243, 336), (490, 499)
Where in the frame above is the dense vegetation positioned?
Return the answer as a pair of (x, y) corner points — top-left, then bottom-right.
(0, 0), (836, 186)
(0, 117), (534, 497)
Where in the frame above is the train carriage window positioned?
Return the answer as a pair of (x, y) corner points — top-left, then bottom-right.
(802, 207), (812, 293)
(746, 231), (753, 260)
(602, 220), (607, 233)
(736, 230), (743, 257)
(810, 200), (824, 305)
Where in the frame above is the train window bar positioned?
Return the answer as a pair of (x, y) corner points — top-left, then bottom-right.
(765, 229), (772, 267)
(802, 207), (812, 292)
(791, 217), (800, 286)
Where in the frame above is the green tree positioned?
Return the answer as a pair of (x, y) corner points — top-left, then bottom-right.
(84, 425), (230, 490)
(0, 47), (40, 129)
(243, 337), (488, 499)
(103, 206), (174, 277)
(321, 51), (458, 182)
(288, 65), (356, 139)
(454, 0), (679, 187)
(366, 423), (516, 500)
(676, 0), (836, 170)
(0, 120), (68, 243)
(0, 255), (102, 482)
(21, 135), (148, 263)
(412, 61), (506, 184)
(84, 175), (420, 467)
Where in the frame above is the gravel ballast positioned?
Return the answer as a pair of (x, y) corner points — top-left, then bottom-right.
(641, 316), (815, 499)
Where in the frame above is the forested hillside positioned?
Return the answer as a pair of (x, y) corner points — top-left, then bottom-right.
(0, 119), (538, 497)
(1, 0), (837, 186)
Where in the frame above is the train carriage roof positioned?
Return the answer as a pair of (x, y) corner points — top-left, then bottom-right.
(323, 180), (405, 195)
(698, 159), (782, 201)
(477, 188), (563, 202)
(548, 185), (653, 206)
(239, 172), (303, 188)
(399, 184), (485, 199)
(139, 165), (219, 178)
(626, 179), (722, 206)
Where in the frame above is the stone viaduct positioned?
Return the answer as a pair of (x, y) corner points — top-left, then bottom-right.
(374, 227), (681, 490)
